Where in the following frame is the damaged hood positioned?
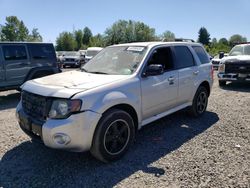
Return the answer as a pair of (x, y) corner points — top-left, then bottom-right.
(22, 71), (128, 98)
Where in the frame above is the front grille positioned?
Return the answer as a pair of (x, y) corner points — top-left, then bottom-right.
(22, 91), (48, 122)
(65, 58), (75, 62)
(225, 61), (250, 74)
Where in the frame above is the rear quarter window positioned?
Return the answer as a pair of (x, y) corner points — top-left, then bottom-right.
(192, 46), (210, 64)
(28, 44), (56, 60)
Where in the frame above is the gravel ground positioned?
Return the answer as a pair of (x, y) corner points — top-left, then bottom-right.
(0, 72), (249, 188)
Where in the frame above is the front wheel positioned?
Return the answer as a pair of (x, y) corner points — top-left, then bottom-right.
(188, 86), (208, 117)
(90, 109), (135, 163)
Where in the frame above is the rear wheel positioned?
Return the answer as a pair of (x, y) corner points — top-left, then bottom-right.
(188, 86), (208, 117)
(90, 109), (135, 163)
(219, 80), (226, 87)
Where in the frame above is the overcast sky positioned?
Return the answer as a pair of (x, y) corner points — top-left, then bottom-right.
(0, 0), (249, 43)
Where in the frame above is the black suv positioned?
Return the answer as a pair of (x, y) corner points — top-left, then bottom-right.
(0, 42), (61, 91)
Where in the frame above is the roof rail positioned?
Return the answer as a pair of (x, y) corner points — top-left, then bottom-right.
(174, 38), (195, 42)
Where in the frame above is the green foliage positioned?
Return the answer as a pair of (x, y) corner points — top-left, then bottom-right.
(28, 28), (43, 42)
(89, 34), (104, 47)
(218, 38), (228, 46)
(229, 34), (247, 46)
(56, 32), (76, 51)
(198, 27), (210, 45)
(82, 27), (93, 45)
(74, 30), (83, 49)
(162, 30), (175, 41)
(0, 16), (42, 42)
(104, 20), (156, 46)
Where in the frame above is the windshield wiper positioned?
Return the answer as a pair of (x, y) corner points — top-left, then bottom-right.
(88, 71), (109, 75)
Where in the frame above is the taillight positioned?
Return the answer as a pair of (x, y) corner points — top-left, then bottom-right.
(210, 65), (214, 81)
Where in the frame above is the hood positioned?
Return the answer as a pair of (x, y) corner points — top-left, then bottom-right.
(221, 55), (250, 63)
(22, 71), (128, 98)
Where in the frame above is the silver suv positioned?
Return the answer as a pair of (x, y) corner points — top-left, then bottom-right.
(16, 42), (213, 162)
(0, 42), (60, 91)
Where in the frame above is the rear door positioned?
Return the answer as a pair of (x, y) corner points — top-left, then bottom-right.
(173, 45), (198, 105)
(141, 46), (178, 119)
(2, 44), (31, 86)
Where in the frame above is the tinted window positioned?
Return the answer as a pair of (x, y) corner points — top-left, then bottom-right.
(2, 45), (27, 61)
(192, 46), (210, 64)
(147, 47), (174, 71)
(174, 46), (195, 69)
(28, 44), (55, 60)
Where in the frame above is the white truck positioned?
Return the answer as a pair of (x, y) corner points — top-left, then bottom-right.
(16, 42), (213, 162)
(217, 43), (250, 86)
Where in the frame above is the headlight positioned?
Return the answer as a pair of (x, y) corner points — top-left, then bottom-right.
(218, 63), (225, 73)
(48, 99), (82, 119)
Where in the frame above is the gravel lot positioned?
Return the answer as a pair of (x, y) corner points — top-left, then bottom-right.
(0, 71), (249, 188)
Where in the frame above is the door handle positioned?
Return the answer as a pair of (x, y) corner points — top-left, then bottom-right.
(193, 70), (199, 75)
(168, 76), (175, 85)
(168, 76), (175, 81)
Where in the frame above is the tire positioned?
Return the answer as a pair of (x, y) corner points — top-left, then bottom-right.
(90, 109), (135, 163)
(219, 80), (226, 87)
(188, 86), (208, 117)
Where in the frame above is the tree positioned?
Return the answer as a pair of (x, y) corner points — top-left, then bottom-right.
(104, 20), (156, 46)
(89, 34), (104, 47)
(56, 32), (76, 51)
(229, 34), (247, 46)
(1, 16), (21, 41)
(198, 27), (210, 45)
(74, 29), (83, 50)
(18, 21), (29, 41)
(0, 16), (42, 42)
(28, 28), (42, 42)
(162, 30), (175, 41)
(82, 27), (92, 45)
(218, 38), (229, 46)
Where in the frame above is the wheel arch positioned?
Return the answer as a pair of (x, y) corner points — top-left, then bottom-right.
(101, 103), (139, 132)
(198, 80), (211, 97)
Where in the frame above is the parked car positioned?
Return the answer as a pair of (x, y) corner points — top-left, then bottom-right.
(16, 42), (213, 162)
(61, 51), (81, 68)
(84, 47), (103, 63)
(217, 43), (250, 86)
(0, 42), (60, 91)
(211, 52), (228, 70)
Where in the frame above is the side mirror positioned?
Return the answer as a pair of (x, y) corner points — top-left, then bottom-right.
(143, 64), (164, 77)
(219, 52), (224, 59)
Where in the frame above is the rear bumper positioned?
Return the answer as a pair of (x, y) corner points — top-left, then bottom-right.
(217, 73), (250, 82)
(16, 102), (102, 152)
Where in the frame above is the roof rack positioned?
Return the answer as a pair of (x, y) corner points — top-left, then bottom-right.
(174, 38), (195, 42)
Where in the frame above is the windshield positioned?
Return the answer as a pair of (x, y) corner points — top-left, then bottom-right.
(63, 51), (80, 56)
(86, 50), (101, 57)
(82, 46), (147, 75)
(229, 45), (250, 56)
